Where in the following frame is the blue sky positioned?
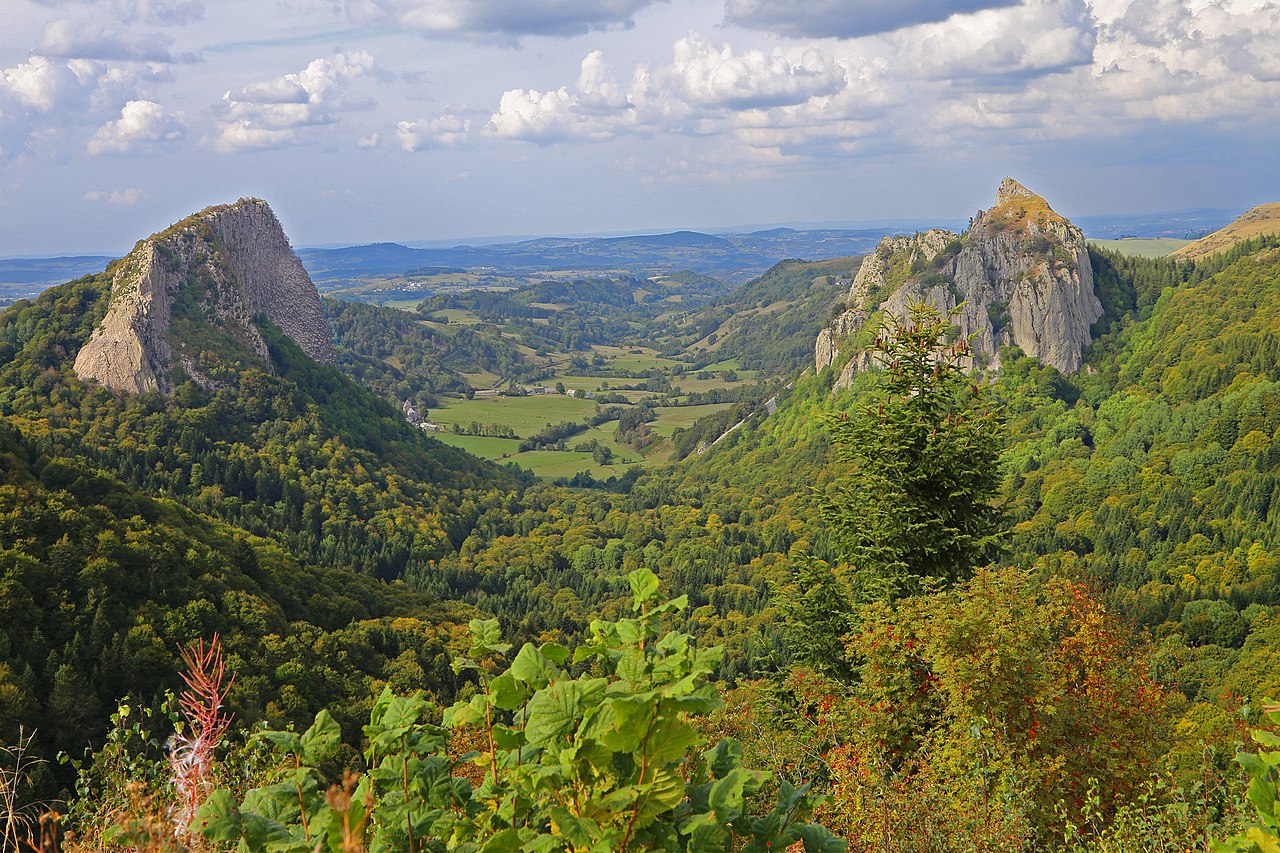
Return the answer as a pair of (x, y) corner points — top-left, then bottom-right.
(1, 0), (1278, 255)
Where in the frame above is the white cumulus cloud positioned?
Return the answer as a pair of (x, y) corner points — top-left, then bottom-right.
(87, 98), (184, 153)
(213, 51), (375, 152)
(395, 113), (469, 151)
(655, 34), (847, 111)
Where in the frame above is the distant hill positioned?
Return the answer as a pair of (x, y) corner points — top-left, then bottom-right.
(1170, 203), (1280, 260)
(294, 229), (888, 290)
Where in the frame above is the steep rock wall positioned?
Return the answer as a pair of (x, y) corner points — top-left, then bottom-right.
(815, 178), (1102, 388)
(74, 199), (336, 394)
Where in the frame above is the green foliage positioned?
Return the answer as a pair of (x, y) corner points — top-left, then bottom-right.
(199, 571), (843, 852)
(820, 302), (1006, 597)
(1216, 703), (1280, 853)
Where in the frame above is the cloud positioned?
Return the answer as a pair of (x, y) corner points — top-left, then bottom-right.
(486, 87), (583, 143)
(344, 0), (665, 39)
(0, 56), (80, 112)
(395, 113), (469, 150)
(27, 0), (204, 26)
(87, 98), (184, 153)
(899, 0), (1096, 82)
(212, 51), (375, 151)
(654, 34), (847, 110)
(84, 187), (145, 204)
(37, 18), (183, 62)
(485, 38), (848, 144)
(724, 0), (1023, 39)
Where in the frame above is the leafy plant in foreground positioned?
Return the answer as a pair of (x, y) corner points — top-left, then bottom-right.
(1216, 702), (1280, 853)
(197, 568), (844, 851)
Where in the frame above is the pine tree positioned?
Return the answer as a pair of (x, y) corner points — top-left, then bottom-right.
(821, 302), (1007, 599)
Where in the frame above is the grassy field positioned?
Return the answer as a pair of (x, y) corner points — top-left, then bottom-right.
(429, 419), (647, 480)
(459, 369), (501, 389)
(555, 375), (606, 392)
(1089, 238), (1191, 258)
(672, 374), (756, 395)
(429, 432), (523, 459)
(590, 344), (686, 373)
(431, 308), (481, 324)
(649, 403), (734, 436)
(429, 394), (599, 437)
(507, 450), (640, 480)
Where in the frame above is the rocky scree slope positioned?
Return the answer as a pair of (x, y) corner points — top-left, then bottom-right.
(815, 178), (1102, 387)
(74, 198), (336, 394)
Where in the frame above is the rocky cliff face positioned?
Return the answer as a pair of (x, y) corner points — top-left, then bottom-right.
(815, 178), (1102, 388)
(74, 199), (336, 394)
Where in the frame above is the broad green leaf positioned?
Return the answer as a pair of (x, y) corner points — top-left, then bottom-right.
(478, 827), (523, 852)
(491, 723), (526, 750)
(471, 618), (502, 648)
(539, 641), (571, 665)
(601, 696), (654, 752)
(1255, 729), (1280, 748)
(240, 813), (305, 852)
(254, 729), (301, 755)
(489, 673), (529, 711)
(682, 812), (731, 853)
(550, 806), (604, 848)
(710, 768), (751, 821)
(705, 738), (744, 779)
(525, 678), (607, 747)
(512, 643), (557, 690)
(629, 568), (660, 608)
(194, 789), (241, 844)
(299, 709), (341, 764)
(647, 714), (697, 767)
(1248, 827), (1280, 853)
(798, 824), (849, 852)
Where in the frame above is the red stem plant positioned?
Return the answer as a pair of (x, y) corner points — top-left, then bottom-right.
(169, 634), (233, 848)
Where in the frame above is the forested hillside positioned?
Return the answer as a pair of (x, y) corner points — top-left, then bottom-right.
(4, 228), (1280, 850)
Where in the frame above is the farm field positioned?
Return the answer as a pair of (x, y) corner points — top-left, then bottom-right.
(649, 403), (734, 436)
(429, 394), (598, 436)
(508, 449), (639, 480)
(1089, 237), (1191, 258)
(429, 432), (523, 459)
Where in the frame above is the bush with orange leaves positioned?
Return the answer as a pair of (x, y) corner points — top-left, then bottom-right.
(783, 568), (1169, 851)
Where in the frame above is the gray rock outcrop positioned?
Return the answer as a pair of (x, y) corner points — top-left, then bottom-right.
(74, 198), (336, 394)
(815, 178), (1102, 388)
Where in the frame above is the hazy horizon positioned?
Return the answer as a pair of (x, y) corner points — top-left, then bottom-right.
(3, 0), (1278, 255)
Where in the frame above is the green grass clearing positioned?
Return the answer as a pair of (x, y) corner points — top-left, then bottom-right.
(430, 394), (598, 437)
(1089, 238), (1192, 258)
(649, 403), (734, 436)
(429, 432), (523, 459)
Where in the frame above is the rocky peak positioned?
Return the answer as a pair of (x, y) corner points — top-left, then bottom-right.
(815, 178), (1103, 385)
(74, 198), (336, 395)
(996, 176), (1038, 205)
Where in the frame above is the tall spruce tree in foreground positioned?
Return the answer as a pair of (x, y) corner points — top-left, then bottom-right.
(782, 303), (1006, 676)
(822, 302), (1006, 598)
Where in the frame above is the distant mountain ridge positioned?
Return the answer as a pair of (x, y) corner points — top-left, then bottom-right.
(296, 228), (889, 287)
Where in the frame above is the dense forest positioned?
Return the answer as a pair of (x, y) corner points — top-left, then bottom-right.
(2, 233), (1280, 850)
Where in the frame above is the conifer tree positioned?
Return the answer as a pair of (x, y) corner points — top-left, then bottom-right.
(821, 302), (1007, 600)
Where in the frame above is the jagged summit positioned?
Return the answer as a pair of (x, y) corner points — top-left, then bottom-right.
(815, 177), (1102, 384)
(996, 177), (1039, 205)
(74, 198), (336, 395)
